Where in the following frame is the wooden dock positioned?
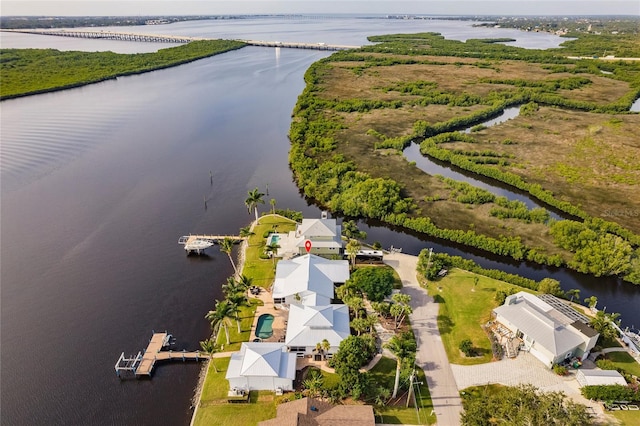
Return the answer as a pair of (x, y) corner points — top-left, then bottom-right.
(115, 332), (209, 378)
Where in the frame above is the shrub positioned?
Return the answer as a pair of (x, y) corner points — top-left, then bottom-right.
(459, 339), (474, 357)
(581, 384), (640, 402)
(553, 364), (568, 376)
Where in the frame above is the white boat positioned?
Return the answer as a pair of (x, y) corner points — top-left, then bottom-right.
(183, 239), (214, 254)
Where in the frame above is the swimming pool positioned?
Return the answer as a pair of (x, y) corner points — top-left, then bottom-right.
(267, 234), (280, 246)
(255, 314), (274, 339)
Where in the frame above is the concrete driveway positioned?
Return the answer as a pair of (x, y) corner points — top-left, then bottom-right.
(384, 253), (463, 426)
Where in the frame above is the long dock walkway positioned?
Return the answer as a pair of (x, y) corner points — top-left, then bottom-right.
(115, 332), (209, 378)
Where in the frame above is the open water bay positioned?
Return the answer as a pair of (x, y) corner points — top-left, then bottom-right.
(1, 16), (638, 425)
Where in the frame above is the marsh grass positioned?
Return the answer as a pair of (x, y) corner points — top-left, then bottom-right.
(315, 50), (640, 245)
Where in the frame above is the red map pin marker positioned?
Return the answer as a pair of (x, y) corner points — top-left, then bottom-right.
(305, 240), (312, 253)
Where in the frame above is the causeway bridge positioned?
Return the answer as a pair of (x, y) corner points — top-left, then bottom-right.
(4, 29), (202, 44)
(3, 29), (360, 51)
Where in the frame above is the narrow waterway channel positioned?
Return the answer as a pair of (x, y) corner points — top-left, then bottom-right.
(402, 106), (568, 219)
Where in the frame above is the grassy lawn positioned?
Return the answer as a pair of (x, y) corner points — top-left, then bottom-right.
(599, 335), (623, 349)
(242, 214), (297, 289)
(214, 298), (262, 352)
(368, 356), (436, 425)
(425, 268), (535, 365)
(610, 410), (640, 426)
(320, 369), (341, 390)
(194, 357), (277, 426)
(459, 383), (505, 399)
(604, 351), (640, 377)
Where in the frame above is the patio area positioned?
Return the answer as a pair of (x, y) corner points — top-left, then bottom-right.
(248, 286), (289, 343)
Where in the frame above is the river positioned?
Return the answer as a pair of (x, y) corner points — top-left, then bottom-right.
(1, 16), (638, 425)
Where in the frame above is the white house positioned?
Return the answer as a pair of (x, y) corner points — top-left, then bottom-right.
(289, 214), (343, 257)
(226, 342), (297, 391)
(576, 369), (627, 387)
(272, 254), (349, 306)
(285, 304), (350, 357)
(493, 292), (599, 368)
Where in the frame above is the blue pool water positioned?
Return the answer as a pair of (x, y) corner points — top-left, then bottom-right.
(268, 234), (280, 245)
(255, 314), (274, 339)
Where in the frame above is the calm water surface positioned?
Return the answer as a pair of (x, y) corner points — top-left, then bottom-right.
(1, 17), (638, 426)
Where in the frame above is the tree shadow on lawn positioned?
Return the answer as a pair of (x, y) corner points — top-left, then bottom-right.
(437, 315), (454, 335)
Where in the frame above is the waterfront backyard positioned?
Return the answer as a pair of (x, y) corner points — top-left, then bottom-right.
(193, 214), (436, 425)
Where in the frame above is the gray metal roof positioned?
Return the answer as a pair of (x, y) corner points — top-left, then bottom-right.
(494, 293), (586, 357)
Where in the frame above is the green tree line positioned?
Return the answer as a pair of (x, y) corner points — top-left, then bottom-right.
(0, 40), (246, 99)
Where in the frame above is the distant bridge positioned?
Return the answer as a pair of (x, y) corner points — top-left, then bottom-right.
(241, 39), (359, 51)
(4, 29), (202, 44)
(3, 29), (360, 51)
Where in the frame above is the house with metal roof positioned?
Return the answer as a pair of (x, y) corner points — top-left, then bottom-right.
(493, 292), (599, 368)
(226, 342), (297, 392)
(289, 214), (343, 257)
(285, 304), (350, 357)
(272, 254), (349, 306)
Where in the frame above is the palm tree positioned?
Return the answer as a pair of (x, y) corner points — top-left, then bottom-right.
(227, 291), (248, 334)
(237, 275), (253, 292)
(270, 198), (276, 214)
(584, 296), (598, 310)
(351, 317), (372, 336)
(346, 239), (361, 269)
(314, 342), (324, 359)
(219, 237), (238, 276)
(567, 288), (580, 303)
(205, 299), (235, 345)
(199, 338), (219, 372)
(239, 226), (254, 240)
(245, 187), (265, 222)
(385, 332), (417, 399)
(321, 339), (331, 360)
(264, 241), (280, 265)
(390, 293), (412, 329)
(222, 276), (242, 297)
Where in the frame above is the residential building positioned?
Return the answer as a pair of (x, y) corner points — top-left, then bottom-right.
(493, 292), (599, 368)
(290, 213), (343, 257)
(226, 342), (297, 391)
(285, 304), (350, 357)
(272, 254), (349, 306)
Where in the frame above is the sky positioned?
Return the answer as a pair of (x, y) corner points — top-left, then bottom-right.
(2, 1), (639, 17)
